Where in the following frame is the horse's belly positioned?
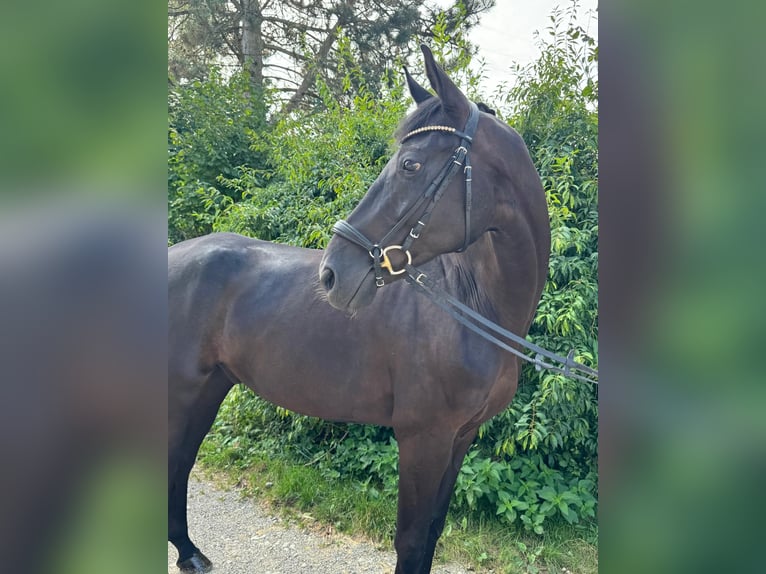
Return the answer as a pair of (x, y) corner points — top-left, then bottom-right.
(222, 329), (395, 427)
(238, 367), (394, 426)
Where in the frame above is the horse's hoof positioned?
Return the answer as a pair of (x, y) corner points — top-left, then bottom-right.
(177, 551), (213, 573)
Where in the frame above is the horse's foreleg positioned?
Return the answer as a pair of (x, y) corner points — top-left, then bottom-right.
(168, 366), (233, 573)
(393, 428), (460, 574)
(419, 427), (478, 574)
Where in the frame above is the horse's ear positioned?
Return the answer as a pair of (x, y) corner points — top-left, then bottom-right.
(420, 44), (470, 124)
(404, 66), (433, 104)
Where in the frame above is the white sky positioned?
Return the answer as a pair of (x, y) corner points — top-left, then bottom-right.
(442, 0), (599, 94)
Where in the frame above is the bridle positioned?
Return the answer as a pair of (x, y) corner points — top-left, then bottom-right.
(332, 102), (480, 288)
(330, 102), (599, 385)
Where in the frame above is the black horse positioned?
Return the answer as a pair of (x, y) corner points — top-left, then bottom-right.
(168, 45), (550, 574)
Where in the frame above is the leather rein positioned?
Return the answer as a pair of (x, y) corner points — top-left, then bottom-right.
(331, 102), (598, 385)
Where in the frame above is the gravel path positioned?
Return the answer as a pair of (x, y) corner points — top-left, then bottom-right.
(168, 472), (473, 574)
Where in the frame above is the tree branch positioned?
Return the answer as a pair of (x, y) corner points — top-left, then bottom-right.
(283, 23), (340, 114)
(265, 15), (326, 33)
(265, 62), (302, 74)
(263, 43), (307, 62)
(263, 75), (302, 86)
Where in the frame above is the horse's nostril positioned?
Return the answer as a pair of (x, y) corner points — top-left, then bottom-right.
(321, 267), (335, 291)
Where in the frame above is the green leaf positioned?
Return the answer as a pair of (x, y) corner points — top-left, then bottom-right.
(538, 486), (557, 501)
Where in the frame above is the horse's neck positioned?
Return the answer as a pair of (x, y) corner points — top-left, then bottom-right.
(443, 231), (540, 334)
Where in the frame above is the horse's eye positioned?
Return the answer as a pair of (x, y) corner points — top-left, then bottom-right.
(402, 159), (422, 172)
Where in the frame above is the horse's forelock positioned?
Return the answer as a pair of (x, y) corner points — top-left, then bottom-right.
(394, 98), (494, 143)
(394, 98), (443, 143)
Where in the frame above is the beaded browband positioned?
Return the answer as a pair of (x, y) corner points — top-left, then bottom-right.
(400, 125), (458, 143)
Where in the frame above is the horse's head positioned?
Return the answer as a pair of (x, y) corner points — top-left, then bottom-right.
(319, 45), (521, 313)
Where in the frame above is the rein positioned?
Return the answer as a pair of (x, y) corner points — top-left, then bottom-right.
(403, 266), (599, 385)
(331, 102), (598, 385)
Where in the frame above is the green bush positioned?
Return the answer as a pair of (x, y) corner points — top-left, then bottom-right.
(168, 69), (270, 243)
(213, 76), (408, 248)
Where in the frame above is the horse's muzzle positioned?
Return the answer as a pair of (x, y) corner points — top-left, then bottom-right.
(319, 246), (377, 313)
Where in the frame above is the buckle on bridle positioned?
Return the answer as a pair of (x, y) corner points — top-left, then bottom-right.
(379, 245), (412, 276)
(409, 220), (425, 239)
(453, 146), (468, 165)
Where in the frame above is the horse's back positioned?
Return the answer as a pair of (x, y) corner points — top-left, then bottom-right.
(169, 232), (270, 280)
